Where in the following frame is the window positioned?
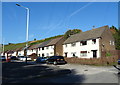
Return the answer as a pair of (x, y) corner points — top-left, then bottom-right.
(113, 41), (114, 45)
(42, 53), (44, 57)
(42, 47), (44, 50)
(51, 46), (54, 49)
(92, 39), (96, 44)
(80, 41), (87, 46)
(46, 53), (49, 56)
(80, 51), (87, 57)
(64, 52), (68, 57)
(65, 44), (67, 47)
(109, 41), (112, 45)
(46, 47), (49, 49)
(71, 43), (76, 47)
(71, 52), (76, 57)
(38, 48), (40, 51)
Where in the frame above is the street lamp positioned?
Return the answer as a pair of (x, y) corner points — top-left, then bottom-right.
(16, 4), (30, 64)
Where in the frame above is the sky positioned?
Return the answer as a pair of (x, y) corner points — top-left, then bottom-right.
(2, 2), (118, 44)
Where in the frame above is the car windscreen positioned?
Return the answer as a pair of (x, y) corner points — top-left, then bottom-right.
(56, 56), (64, 59)
(11, 56), (16, 58)
(19, 56), (25, 58)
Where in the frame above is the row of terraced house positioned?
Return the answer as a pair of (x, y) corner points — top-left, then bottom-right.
(2, 25), (115, 59)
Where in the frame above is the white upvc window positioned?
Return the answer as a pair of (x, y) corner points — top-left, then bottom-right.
(71, 52), (76, 57)
(51, 46), (54, 49)
(65, 44), (67, 47)
(80, 41), (87, 46)
(92, 39), (96, 44)
(113, 41), (115, 45)
(80, 51), (87, 57)
(46, 53), (49, 56)
(46, 47), (49, 50)
(71, 43), (76, 47)
(109, 40), (112, 45)
(38, 48), (40, 51)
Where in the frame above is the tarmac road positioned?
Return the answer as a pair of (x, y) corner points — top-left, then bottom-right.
(2, 62), (71, 83)
(50, 64), (119, 83)
(2, 62), (119, 84)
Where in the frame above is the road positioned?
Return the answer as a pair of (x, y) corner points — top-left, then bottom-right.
(2, 61), (119, 84)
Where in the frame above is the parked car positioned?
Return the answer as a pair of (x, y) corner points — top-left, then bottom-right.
(118, 59), (120, 65)
(36, 57), (48, 63)
(18, 56), (32, 61)
(10, 56), (18, 60)
(46, 56), (67, 65)
(1, 56), (6, 61)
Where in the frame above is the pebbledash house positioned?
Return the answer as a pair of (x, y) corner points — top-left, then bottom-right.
(63, 25), (115, 58)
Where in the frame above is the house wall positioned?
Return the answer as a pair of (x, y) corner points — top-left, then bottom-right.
(99, 28), (115, 57)
(12, 52), (17, 56)
(37, 45), (54, 57)
(4, 53), (8, 59)
(27, 49), (37, 55)
(55, 38), (65, 56)
(63, 38), (100, 58)
(18, 50), (24, 56)
(5, 53), (7, 57)
(1, 53), (4, 56)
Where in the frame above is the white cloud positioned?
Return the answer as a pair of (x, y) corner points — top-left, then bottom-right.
(69, 2), (93, 18)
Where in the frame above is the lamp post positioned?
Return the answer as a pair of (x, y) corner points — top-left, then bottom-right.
(16, 4), (29, 64)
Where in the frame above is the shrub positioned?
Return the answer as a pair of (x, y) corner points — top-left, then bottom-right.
(106, 52), (112, 57)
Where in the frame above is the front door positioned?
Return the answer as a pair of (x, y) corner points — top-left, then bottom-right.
(42, 53), (44, 57)
(92, 50), (97, 58)
(65, 52), (68, 57)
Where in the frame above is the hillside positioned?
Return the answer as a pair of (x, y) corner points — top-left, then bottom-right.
(4, 35), (64, 51)
(4, 26), (119, 51)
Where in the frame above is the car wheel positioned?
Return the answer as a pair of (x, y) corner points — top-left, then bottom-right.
(53, 61), (57, 65)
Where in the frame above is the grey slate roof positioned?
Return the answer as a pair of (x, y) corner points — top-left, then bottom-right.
(47, 37), (63, 46)
(38, 37), (63, 48)
(63, 25), (109, 44)
(38, 40), (51, 48)
(28, 43), (42, 50)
